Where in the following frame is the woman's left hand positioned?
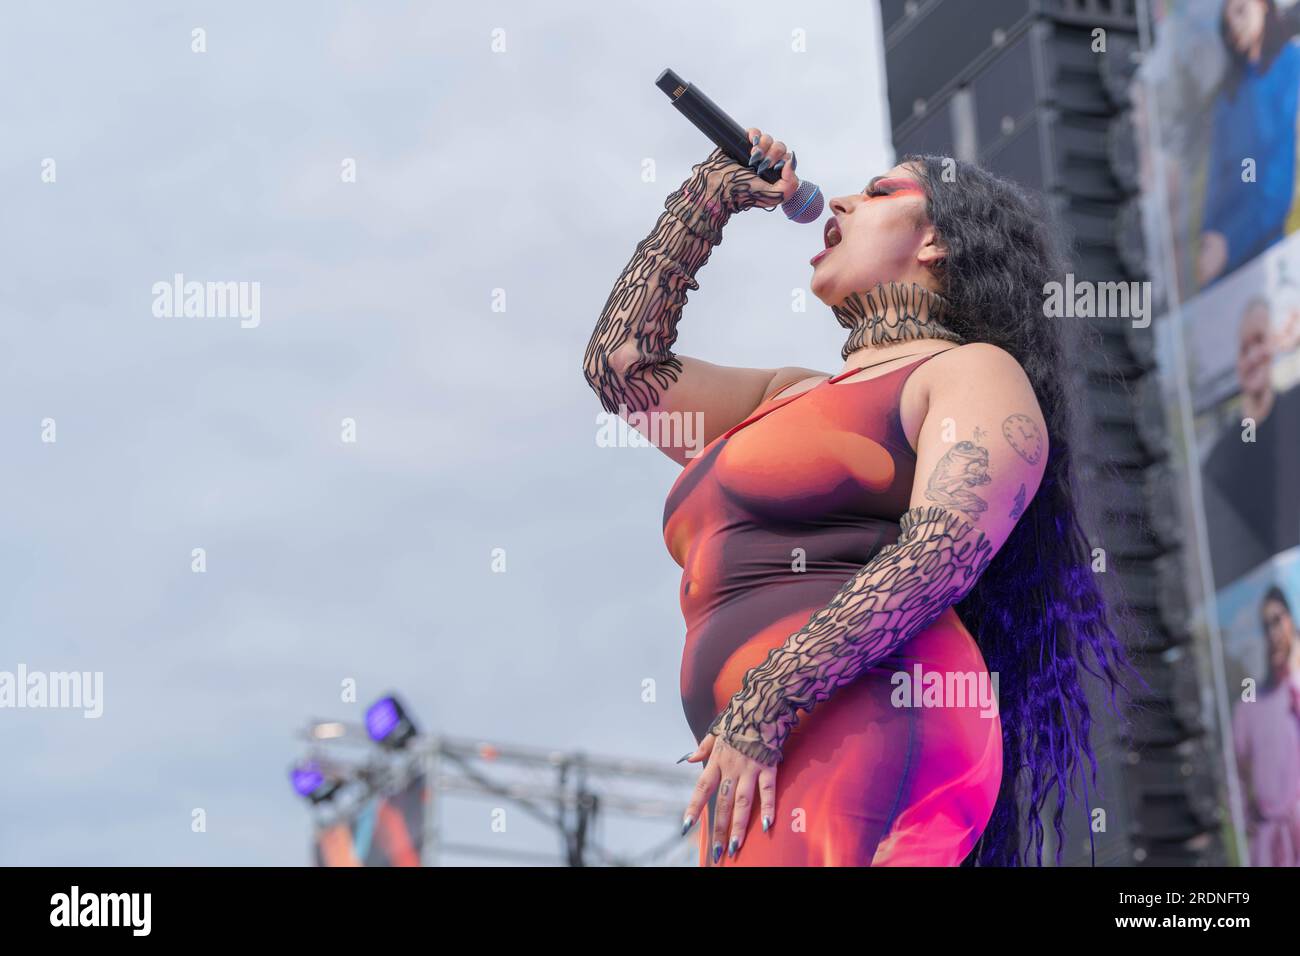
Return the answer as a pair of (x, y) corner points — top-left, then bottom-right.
(682, 733), (779, 863)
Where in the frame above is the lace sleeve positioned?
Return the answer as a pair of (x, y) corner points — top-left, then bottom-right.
(582, 147), (787, 414)
(706, 504), (995, 765)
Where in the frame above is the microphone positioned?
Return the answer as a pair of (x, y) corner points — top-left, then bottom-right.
(655, 68), (823, 224)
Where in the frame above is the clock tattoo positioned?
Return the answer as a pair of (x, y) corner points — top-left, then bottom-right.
(1002, 413), (1043, 465)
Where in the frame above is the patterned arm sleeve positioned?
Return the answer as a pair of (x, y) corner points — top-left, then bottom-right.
(706, 504), (995, 766)
(582, 147), (782, 414)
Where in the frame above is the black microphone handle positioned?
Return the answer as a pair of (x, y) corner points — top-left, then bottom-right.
(655, 68), (782, 185)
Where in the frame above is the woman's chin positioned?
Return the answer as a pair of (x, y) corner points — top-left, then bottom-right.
(809, 272), (835, 304)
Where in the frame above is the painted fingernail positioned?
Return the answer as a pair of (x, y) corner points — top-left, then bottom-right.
(772, 160), (785, 174)
(728, 837), (739, 857)
(748, 149), (762, 167)
(762, 815), (772, 833)
(752, 133), (760, 145)
(676, 752), (693, 764)
(756, 158), (772, 175)
(681, 816), (694, 835)
(790, 151), (797, 171)
(712, 842), (723, 863)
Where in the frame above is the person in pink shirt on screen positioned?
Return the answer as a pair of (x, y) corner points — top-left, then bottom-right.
(1232, 585), (1300, 865)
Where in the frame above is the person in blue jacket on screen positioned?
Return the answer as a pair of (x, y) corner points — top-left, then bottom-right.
(1198, 0), (1300, 289)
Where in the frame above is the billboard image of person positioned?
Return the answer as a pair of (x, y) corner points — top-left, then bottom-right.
(1229, 584), (1300, 865)
(1153, 231), (1300, 865)
(1135, 0), (1300, 303)
(1199, 0), (1300, 288)
(1200, 288), (1300, 586)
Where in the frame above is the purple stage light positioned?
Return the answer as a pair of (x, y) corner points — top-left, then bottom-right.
(365, 695), (417, 749)
(366, 698), (400, 742)
(291, 762), (323, 796)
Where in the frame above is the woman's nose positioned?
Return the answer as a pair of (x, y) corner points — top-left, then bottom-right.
(829, 196), (855, 216)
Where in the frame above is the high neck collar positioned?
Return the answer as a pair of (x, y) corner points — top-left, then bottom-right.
(831, 281), (965, 360)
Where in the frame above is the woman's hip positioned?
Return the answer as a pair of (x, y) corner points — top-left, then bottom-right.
(690, 608), (1003, 865)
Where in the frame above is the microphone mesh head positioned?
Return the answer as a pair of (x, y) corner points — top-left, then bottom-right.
(782, 180), (823, 224)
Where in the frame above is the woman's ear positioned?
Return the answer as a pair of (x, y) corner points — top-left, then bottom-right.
(917, 226), (948, 271)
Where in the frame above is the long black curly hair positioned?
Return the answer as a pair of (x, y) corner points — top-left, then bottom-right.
(902, 153), (1148, 865)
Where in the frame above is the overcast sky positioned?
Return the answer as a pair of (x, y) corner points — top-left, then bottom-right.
(0, 0), (892, 864)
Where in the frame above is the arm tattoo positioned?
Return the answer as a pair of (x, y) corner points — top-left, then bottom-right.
(831, 281), (965, 359)
(707, 504), (993, 766)
(924, 439), (991, 522)
(582, 147), (782, 415)
(1002, 413), (1043, 465)
(1009, 482), (1027, 519)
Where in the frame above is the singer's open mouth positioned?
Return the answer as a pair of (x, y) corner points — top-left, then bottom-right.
(823, 217), (842, 249)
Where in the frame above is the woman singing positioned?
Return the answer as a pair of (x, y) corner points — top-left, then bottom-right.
(582, 130), (1137, 866)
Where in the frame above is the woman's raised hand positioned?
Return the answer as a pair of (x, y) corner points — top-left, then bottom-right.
(695, 127), (800, 215)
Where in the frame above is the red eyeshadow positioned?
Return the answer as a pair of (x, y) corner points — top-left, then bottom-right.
(874, 178), (925, 195)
